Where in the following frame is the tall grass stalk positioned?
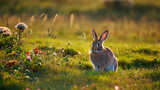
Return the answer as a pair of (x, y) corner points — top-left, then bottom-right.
(30, 15), (35, 25)
(52, 14), (58, 25)
(42, 14), (48, 23)
(70, 13), (74, 28)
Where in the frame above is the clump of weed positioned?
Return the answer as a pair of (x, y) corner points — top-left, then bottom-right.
(0, 27), (14, 49)
(119, 58), (160, 69)
(64, 48), (78, 56)
(145, 71), (160, 82)
(55, 48), (78, 57)
(0, 36), (16, 49)
(38, 46), (56, 51)
(132, 48), (159, 55)
(78, 62), (92, 70)
(0, 28), (24, 59)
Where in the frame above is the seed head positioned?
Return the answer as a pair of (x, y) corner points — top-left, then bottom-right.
(0, 27), (11, 36)
(15, 22), (28, 31)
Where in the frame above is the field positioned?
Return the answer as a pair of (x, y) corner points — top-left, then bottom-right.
(0, 0), (160, 90)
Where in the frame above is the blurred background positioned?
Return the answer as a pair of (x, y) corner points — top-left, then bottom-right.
(0, 0), (160, 42)
(0, 0), (160, 19)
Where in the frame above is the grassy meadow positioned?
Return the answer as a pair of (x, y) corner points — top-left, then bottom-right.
(0, 0), (160, 90)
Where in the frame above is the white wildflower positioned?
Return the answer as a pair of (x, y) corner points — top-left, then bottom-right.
(0, 27), (11, 36)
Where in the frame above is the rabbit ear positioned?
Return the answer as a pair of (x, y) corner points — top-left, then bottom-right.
(99, 30), (109, 41)
(92, 29), (98, 41)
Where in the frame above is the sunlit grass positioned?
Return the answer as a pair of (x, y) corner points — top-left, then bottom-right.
(0, 13), (160, 90)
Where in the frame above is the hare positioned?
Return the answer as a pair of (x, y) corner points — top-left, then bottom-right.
(89, 29), (118, 72)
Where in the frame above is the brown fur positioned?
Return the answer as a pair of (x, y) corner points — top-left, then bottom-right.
(90, 30), (118, 72)
(90, 48), (117, 71)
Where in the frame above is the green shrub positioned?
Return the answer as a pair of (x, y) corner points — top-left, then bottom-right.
(0, 36), (16, 49)
(0, 34), (24, 59)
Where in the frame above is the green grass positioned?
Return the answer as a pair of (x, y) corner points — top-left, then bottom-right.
(23, 39), (160, 90)
(19, 38), (160, 89)
(0, 0), (160, 89)
(0, 15), (160, 89)
(1, 37), (160, 89)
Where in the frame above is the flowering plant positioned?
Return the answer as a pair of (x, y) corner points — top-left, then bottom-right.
(0, 27), (11, 36)
(15, 22), (28, 32)
(15, 22), (28, 45)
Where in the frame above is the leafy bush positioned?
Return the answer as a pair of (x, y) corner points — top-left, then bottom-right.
(0, 36), (16, 49)
(0, 34), (25, 59)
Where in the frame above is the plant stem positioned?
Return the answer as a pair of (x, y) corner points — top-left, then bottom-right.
(18, 30), (21, 45)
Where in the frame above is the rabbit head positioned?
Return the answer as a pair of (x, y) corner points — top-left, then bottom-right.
(91, 29), (109, 53)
